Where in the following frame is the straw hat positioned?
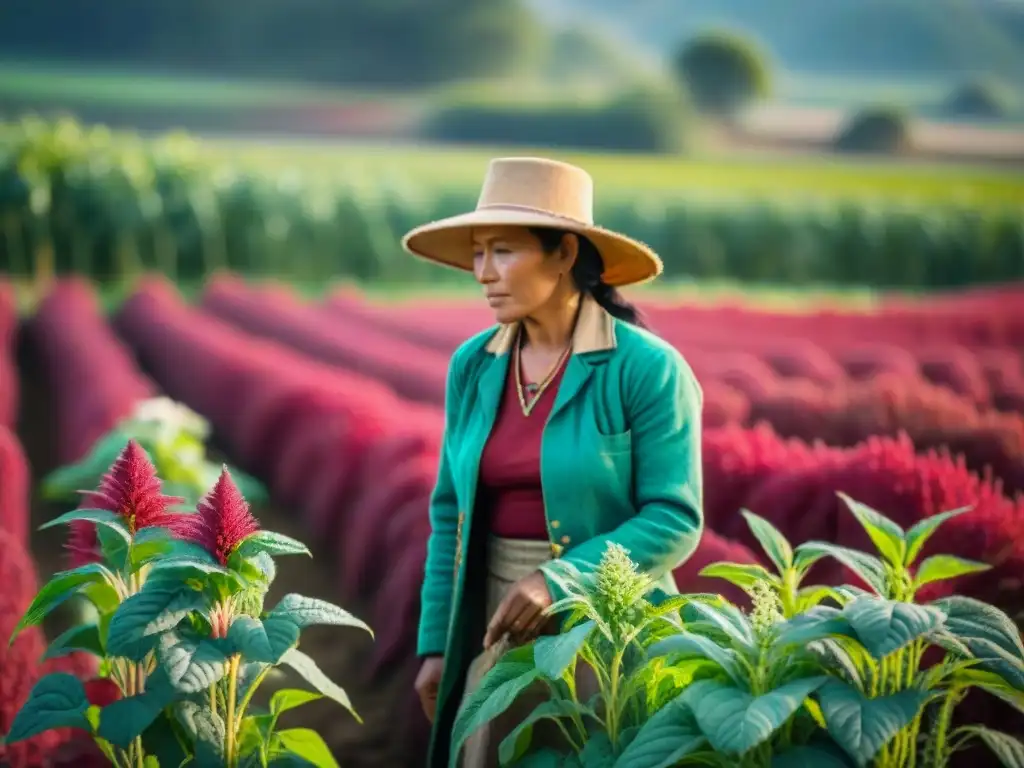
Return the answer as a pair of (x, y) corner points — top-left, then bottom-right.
(401, 157), (663, 287)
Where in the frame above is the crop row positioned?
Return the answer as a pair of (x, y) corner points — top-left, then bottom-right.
(23, 278), (156, 467)
(2, 115), (1023, 288)
(200, 279), (1024, 495)
(0, 284), (110, 766)
(322, 288), (1024, 414)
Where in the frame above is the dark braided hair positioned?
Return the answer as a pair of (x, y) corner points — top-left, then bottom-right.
(528, 227), (647, 328)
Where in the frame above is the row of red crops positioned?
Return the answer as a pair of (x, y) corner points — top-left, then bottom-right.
(0, 281), (112, 767)
(199, 278), (1024, 496)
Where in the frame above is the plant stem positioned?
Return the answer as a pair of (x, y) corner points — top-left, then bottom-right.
(234, 664), (272, 725)
(606, 650), (623, 748)
(225, 654), (241, 767)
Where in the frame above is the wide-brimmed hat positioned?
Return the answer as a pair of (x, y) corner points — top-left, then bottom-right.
(400, 157), (663, 287)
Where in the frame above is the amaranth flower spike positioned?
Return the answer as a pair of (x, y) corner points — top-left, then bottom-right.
(171, 466), (260, 565)
(67, 439), (185, 566)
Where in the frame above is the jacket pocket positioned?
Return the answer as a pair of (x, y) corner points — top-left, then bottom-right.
(596, 429), (632, 455)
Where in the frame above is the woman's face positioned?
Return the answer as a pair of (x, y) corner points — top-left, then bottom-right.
(472, 226), (573, 324)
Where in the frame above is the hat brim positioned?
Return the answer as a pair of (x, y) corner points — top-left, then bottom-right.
(401, 208), (663, 288)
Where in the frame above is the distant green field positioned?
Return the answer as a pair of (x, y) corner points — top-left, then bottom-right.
(0, 61), (393, 109)
(199, 136), (1024, 207)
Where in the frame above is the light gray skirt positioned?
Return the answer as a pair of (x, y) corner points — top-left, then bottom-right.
(458, 537), (595, 767)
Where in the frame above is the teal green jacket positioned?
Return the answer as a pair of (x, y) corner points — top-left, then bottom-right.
(418, 295), (704, 764)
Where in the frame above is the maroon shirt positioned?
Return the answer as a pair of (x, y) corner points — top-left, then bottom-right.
(477, 358), (567, 539)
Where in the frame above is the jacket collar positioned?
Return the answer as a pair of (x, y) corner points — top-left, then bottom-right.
(484, 293), (616, 356)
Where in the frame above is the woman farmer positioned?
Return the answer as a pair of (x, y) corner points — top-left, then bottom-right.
(402, 157), (704, 767)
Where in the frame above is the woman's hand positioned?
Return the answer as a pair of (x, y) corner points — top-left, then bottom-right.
(484, 570), (553, 649)
(414, 656), (446, 722)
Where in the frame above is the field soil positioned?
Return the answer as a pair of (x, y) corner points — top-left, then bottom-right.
(15, 336), (424, 767)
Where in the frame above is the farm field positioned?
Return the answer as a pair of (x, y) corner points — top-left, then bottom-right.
(1, 273), (1022, 765)
(2, 117), (1022, 296)
(197, 135), (1024, 203)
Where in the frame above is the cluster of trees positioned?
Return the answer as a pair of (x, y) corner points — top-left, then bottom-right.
(0, 0), (538, 87)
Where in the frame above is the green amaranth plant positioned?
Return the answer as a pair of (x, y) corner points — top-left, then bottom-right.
(450, 495), (1024, 767)
(699, 492), (1024, 768)
(41, 396), (267, 507)
(448, 542), (711, 767)
(1, 439), (369, 767)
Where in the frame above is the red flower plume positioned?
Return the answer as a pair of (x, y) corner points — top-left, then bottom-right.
(170, 467), (260, 565)
(66, 439), (185, 567)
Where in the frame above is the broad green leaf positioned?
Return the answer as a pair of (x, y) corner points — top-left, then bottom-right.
(931, 596), (1024, 686)
(681, 676), (828, 755)
(275, 728), (339, 768)
(933, 595), (1024, 658)
(499, 699), (595, 766)
(842, 597), (945, 659)
(81, 580), (121, 614)
(913, 555), (989, 591)
(533, 620), (593, 680)
(795, 542), (887, 595)
(449, 645), (542, 768)
(10, 562), (112, 644)
(42, 621), (104, 660)
(648, 632), (747, 687)
(150, 554), (229, 576)
(699, 562), (779, 590)
(794, 547), (829, 576)
(903, 506), (972, 566)
(955, 726), (1024, 768)
(807, 638), (865, 688)
(280, 648), (360, 722)
(579, 732), (615, 767)
(227, 616), (300, 665)
(956, 638), (1024, 689)
(771, 742), (857, 767)
(741, 510), (793, 573)
(268, 594), (372, 636)
(236, 531), (311, 559)
(270, 688), (323, 716)
(157, 630), (231, 693)
(106, 574), (205, 661)
(174, 700), (225, 767)
(97, 523), (130, 572)
(816, 679), (927, 767)
(796, 586), (843, 611)
(3, 673), (90, 743)
(836, 493), (906, 567)
(39, 508), (131, 547)
(613, 695), (706, 768)
(131, 527), (218, 570)
(775, 607), (855, 650)
(97, 667), (180, 747)
(681, 600), (755, 650)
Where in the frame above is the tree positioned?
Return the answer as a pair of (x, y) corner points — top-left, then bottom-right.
(671, 30), (772, 118)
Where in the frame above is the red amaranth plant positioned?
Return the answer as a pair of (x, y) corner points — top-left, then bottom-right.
(5, 442), (371, 767)
(169, 467), (260, 566)
(82, 438), (186, 535)
(64, 439), (186, 569)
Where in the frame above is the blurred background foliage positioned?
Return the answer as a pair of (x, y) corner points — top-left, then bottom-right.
(0, 0), (1020, 297)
